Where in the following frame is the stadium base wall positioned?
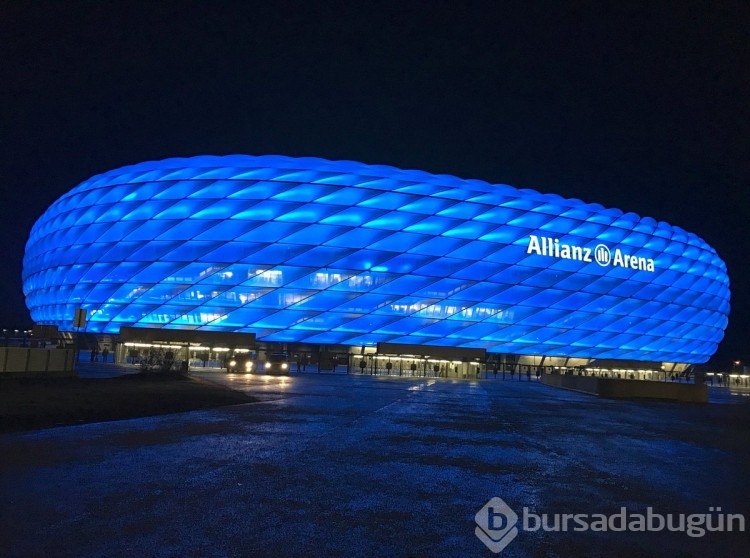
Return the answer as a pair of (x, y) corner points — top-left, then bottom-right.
(540, 372), (708, 403)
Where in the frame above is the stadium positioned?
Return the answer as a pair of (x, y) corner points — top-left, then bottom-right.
(22, 155), (730, 376)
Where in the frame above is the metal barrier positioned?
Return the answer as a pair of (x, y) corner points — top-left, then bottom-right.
(0, 347), (75, 374)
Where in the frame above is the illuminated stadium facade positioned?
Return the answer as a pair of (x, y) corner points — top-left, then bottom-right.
(23, 155), (730, 365)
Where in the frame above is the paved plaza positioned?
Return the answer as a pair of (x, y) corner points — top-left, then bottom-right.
(1, 372), (749, 557)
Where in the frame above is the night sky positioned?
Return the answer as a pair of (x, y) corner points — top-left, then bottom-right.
(2, 1), (748, 365)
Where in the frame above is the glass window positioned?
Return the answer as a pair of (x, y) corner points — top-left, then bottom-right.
(254, 309), (321, 329)
(413, 278), (468, 299)
(289, 290), (360, 312)
(213, 306), (272, 328)
(108, 283), (154, 303)
(202, 286), (274, 306)
(251, 288), (319, 309)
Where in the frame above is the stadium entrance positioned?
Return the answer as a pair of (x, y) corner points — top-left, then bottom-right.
(350, 343), (487, 379)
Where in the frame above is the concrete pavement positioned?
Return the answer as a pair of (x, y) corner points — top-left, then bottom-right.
(1, 372), (748, 557)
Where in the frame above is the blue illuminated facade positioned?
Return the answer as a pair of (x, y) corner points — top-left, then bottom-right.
(23, 155), (730, 363)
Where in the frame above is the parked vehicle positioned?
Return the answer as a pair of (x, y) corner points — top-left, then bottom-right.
(226, 354), (255, 373)
(264, 352), (290, 374)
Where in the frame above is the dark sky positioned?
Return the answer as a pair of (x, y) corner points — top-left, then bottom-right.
(1, 1), (748, 365)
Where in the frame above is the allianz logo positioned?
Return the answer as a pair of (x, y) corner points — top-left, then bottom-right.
(526, 234), (656, 272)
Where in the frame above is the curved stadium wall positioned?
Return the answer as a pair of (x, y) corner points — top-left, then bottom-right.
(23, 155), (730, 363)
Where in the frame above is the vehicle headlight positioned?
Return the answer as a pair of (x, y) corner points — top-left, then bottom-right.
(265, 362), (271, 369)
(229, 360), (237, 367)
(245, 361), (253, 371)
(281, 363), (288, 370)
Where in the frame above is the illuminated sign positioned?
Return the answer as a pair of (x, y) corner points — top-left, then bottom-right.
(527, 235), (655, 272)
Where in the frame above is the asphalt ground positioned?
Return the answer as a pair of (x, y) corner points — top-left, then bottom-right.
(0, 363), (255, 433)
(1, 372), (748, 557)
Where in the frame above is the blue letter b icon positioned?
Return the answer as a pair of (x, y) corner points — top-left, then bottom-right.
(475, 497), (519, 553)
(488, 507), (508, 531)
